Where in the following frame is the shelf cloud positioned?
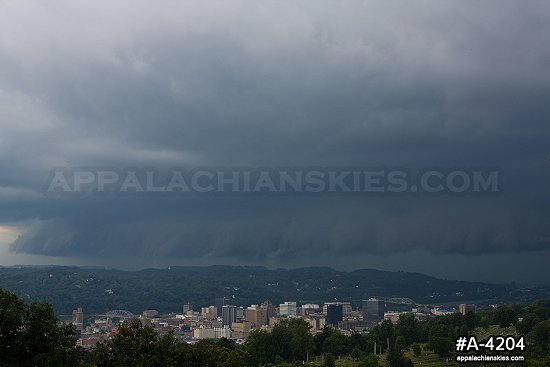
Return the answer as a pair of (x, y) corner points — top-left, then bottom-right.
(1, 1), (550, 280)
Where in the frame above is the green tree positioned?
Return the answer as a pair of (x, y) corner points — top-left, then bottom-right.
(395, 313), (420, 346)
(323, 353), (336, 367)
(528, 321), (550, 358)
(426, 323), (452, 358)
(427, 336), (452, 359)
(93, 319), (178, 367)
(394, 336), (406, 352)
(0, 289), (80, 367)
(387, 343), (413, 367)
(411, 343), (421, 357)
(494, 305), (516, 328)
(372, 319), (394, 351)
(246, 318), (313, 365)
(323, 329), (351, 356)
(517, 313), (542, 335)
(245, 329), (274, 366)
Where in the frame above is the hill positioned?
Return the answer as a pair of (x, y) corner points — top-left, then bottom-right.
(0, 265), (548, 315)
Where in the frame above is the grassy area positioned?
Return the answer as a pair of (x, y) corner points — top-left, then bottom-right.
(405, 348), (460, 366)
(304, 326), (524, 367)
(305, 347), (457, 366)
(474, 324), (518, 340)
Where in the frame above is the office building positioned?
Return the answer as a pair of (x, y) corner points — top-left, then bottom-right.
(183, 303), (193, 314)
(201, 306), (217, 319)
(222, 305), (237, 327)
(262, 301), (276, 319)
(326, 304), (343, 326)
(279, 301), (297, 317)
(363, 298), (385, 322)
(72, 307), (83, 330)
(245, 304), (268, 327)
(215, 297), (228, 318)
(323, 302), (352, 316)
(459, 304), (476, 315)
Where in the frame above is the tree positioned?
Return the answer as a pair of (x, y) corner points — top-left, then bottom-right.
(394, 336), (406, 352)
(93, 319), (179, 367)
(0, 289), (27, 365)
(494, 305), (516, 328)
(323, 329), (351, 356)
(528, 321), (550, 358)
(371, 319), (394, 351)
(0, 289), (80, 367)
(387, 343), (413, 367)
(395, 313), (420, 346)
(246, 318), (313, 365)
(517, 313), (542, 335)
(427, 336), (452, 359)
(246, 329), (274, 366)
(323, 353), (336, 367)
(428, 324), (453, 358)
(411, 343), (421, 357)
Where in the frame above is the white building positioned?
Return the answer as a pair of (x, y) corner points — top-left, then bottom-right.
(194, 326), (215, 339)
(215, 326), (232, 339)
(193, 325), (232, 339)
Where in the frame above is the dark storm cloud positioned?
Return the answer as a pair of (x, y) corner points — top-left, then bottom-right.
(1, 1), (550, 272)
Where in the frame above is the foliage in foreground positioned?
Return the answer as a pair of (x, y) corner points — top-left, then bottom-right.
(0, 289), (80, 367)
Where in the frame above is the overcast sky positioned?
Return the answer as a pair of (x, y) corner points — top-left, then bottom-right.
(1, 1), (549, 284)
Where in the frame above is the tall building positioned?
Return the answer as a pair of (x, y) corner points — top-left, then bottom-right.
(326, 304), (343, 326)
(363, 298), (385, 322)
(245, 305), (268, 327)
(279, 301), (297, 317)
(72, 307), (83, 330)
(201, 306), (218, 319)
(301, 304), (320, 316)
(459, 304), (476, 315)
(323, 302), (352, 316)
(236, 306), (244, 321)
(183, 303), (193, 314)
(222, 305), (237, 327)
(262, 300), (276, 319)
(215, 297), (228, 318)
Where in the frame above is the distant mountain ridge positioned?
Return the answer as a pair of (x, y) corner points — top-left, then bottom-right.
(0, 265), (548, 315)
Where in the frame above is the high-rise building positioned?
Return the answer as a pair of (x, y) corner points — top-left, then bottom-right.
(72, 307), (83, 330)
(301, 304), (320, 316)
(279, 301), (297, 317)
(459, 304), (476, 315)
(363, 298), (385, 322)
(245, 305), (268, 327)
(323, 302), (352, 316)
(222, 305), (237, 327)
(215, 297), (228, 318)
(183, 303), (193, 314)
(262, 300), (276, 319)
(236, 306), (244, 321)
(326, 304), (343, 326)
(201, 306), (218, 319)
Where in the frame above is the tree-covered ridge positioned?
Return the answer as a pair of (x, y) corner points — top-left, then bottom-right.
(1, 265), (544, 315)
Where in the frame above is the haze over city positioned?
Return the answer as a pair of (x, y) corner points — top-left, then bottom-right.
(1, 1), (549, 284)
